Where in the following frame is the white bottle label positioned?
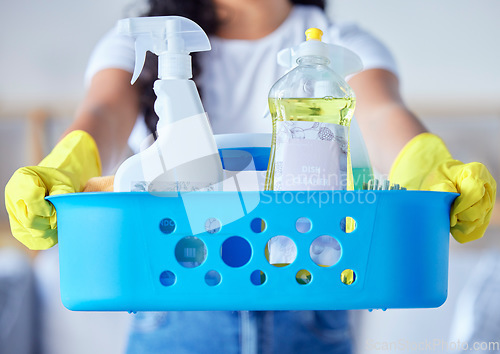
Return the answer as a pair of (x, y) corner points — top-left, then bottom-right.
(123, 112), (223, 192)
(273, 121), (348, 191)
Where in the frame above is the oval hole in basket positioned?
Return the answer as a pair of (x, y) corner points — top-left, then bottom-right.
(309, 235), (341, 267)
(159, 271), (176, 286)
(250, 218), (266, 233)
(340, 217), (357, 233)
(250, 270), (266, 285)
(159, 218), (176, 234)
(205, 270), (222, 286)
(221, 236), (252, 268)
(205, 218), (221, 234)
(296, 269), (312, 285)
(341, 269), (356, 285)
(175, 236), (207, 268)
(265, 236), (297, 267)
(296, 217), (312, 233)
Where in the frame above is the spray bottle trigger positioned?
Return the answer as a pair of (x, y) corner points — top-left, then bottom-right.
(131, 35), (153, 84)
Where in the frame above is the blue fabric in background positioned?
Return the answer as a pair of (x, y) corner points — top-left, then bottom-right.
(0, 248), (40, 354)
(126, 310), (351, 354)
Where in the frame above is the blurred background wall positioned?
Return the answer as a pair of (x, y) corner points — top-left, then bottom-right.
(0, 0), (499, 353)
(331, 0), (500, 116)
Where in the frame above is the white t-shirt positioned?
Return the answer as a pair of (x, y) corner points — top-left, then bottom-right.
(85, 5), (398, 153)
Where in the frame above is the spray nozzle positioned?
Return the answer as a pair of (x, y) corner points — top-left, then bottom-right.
(118, 16), (211, 84)
(277, 27), (363, 78)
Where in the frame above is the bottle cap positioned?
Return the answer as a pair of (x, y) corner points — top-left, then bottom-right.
(277, 27), (363, 78)
(305, 28), (323, 41)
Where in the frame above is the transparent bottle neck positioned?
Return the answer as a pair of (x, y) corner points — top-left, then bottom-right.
(297, 55), (330, 67)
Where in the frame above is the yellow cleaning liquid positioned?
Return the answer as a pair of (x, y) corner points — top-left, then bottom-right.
(265, 97), (356, 266)
(269, 97), (355, 124)
(265, 97), (356, 190)
(265, 27), (362, 267)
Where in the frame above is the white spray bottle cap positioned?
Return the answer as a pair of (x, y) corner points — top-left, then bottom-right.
(277, 28), (363, 77)
(118, 16), (211, 83)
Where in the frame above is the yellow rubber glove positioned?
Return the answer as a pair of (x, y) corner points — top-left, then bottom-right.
(4, 130), (101, 250)
(390, 133), (496, 243)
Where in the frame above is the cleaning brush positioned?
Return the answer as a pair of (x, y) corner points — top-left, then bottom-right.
(362, 179), (406, 191)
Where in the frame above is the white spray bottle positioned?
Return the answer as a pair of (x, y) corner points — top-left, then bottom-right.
(114, 16), (223, 192)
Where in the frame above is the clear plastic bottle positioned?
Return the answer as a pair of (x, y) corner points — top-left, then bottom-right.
(265, 28), (363, 267)
(266, 28), (361, 192)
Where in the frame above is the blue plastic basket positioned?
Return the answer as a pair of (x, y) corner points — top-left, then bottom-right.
(47, 148), (457, 312)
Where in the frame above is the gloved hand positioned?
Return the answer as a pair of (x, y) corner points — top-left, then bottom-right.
(390, 132), (496, 243)
(4, 130), (101, 250)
